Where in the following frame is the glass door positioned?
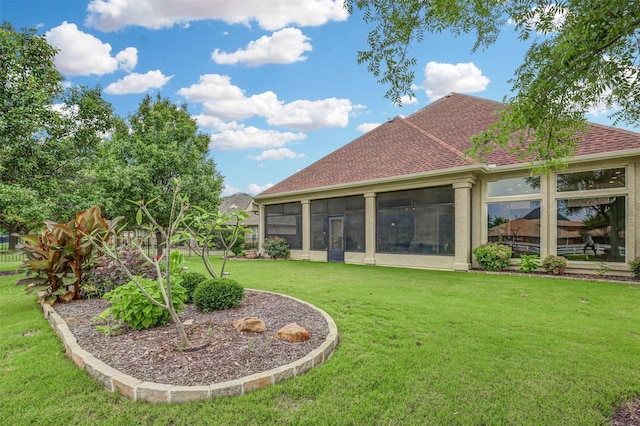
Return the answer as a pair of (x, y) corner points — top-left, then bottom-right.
(328, 216), (344, 262)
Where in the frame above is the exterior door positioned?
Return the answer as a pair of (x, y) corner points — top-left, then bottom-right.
(328, 216), (344, 262)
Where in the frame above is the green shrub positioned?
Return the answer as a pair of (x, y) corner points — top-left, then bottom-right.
(542, 255), (567, 275)
(473, 243), (512, 271)
(518, 254), (540, 273)
(103, 278), (186, 330)
(263, 236), (290, 259)
(177, 271), (207, 303)
(193, 278), (245, 312)
(629, 257), (640, 280)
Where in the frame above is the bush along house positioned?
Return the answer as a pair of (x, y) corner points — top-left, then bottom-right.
(253, 93), (640, 277)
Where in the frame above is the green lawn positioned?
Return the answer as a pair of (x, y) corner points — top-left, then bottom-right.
(1, 258), (640, 425)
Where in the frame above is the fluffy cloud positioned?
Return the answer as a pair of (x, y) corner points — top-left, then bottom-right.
(222, 184), (241, 196)
(45, 21), (138, 76)
(268, 98), (352, 130)
(420, 62), (490, 101)
(179, 73), (353, 131)
(86, 0), (348, 31)
(249, 148), (305, 161)
(212, 28), (312, 66)
(209, 126), (306, 151)
(104, 70), (173, 94)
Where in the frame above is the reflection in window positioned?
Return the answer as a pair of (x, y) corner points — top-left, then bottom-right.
(265, 202), (302, 249)
(487, 200), (541, 257)
(376, 186), (454, 255)
(487, 176), (540, 197)
(557, 196), (626, 262)
(557, 168), (625, 192)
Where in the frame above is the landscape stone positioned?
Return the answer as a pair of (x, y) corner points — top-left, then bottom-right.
(274, 323), (310, 343)
(233, 317), (267, 333)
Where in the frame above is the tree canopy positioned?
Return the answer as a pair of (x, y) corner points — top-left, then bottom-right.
(0, 22), (116, 233)
(97, 94), (224, 230)
(346, 0), (640, 167)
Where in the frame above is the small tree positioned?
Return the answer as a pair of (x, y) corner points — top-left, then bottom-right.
(180, 206), (251, 279)
(87, 179), (193, 348)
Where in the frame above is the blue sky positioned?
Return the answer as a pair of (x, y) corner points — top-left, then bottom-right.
(2, 1), (630, 196)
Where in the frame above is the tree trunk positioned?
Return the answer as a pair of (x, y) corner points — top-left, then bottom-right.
(155, 230), (164, 258)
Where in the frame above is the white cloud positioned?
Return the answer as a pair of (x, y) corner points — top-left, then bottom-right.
(86, 0), (348, 32)
(249, 148), (305, 161)
(177, 74), (245, 103)
(357, 122), (382, 133)
(248, 183), (273, 195)
(179, 74), (353, 131)
(212, 27), (312, 66)
(420, 62), (490, 101)
(115, 47), (138, 72)
(209, 126), (306, 151)
(268, 98), (352, 130)
(45, 21), (138, 76)
(399, 94), (418, 105)
(104, 70), (173, 94)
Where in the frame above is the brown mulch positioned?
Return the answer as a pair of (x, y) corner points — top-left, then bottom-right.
(52, 290), (330, 387)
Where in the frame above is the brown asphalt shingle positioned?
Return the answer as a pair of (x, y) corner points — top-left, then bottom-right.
(258, 93), (640, 197)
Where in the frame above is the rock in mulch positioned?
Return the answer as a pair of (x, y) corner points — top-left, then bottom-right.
(274, 323), (310, 343)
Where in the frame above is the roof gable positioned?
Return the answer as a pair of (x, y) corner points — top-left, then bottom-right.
(258, 93), (640, 197)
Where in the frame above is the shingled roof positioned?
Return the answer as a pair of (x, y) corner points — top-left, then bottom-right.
(258, 93), (640, 197)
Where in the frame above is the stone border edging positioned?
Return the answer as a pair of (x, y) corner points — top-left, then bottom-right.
(41, 289), (339, 404)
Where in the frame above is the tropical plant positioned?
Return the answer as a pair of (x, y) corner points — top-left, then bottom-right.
(193, 278), (245, 312)
(542, 255), (568, 275)
(473, 243), (512, 272)
(16, 206), (121, 303)
(263, 236), (290, 259)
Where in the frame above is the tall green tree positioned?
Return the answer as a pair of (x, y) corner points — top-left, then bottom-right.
(98, 94), (223, 253)
(0, 22), (115, 238)
(346, 1), (640, 167)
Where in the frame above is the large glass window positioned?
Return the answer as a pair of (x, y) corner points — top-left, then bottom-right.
(487, 200), (541, 256)
(555, 168), (627, 263)
(265, 202), (302, 249)
(557, 196), (626, 262)
(310, 196), (364, 252)
(376, 186), (454, 255)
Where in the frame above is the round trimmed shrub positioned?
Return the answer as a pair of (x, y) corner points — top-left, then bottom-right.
(178, 271), (207, 303)
(473, 243), (512, 271)
(193, 278), (245, 312)
(630, 257), (640, 280)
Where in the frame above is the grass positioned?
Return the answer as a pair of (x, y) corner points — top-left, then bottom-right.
(2, 258), (640, 425)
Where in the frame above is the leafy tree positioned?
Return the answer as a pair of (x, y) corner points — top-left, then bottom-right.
(97, 94), (223, 254)
(0, 23), (116, 239)
(345, 1), (640, 167)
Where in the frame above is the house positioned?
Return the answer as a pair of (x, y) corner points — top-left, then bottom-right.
(253, 93), (640, 275)
(219, 193), (260, 249)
